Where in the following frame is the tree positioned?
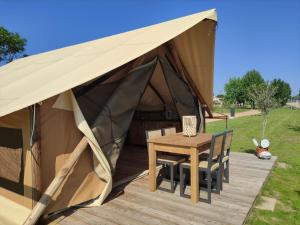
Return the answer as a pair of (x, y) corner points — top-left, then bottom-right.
(270, 79), (291, 105)
(0, 26), (27, 63)
(224, 77), (245, 105)
(249, 83), (277, 139)
(242, 70), (265, 108)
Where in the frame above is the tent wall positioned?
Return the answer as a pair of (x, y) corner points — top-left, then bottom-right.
(159, 57), (200, 128)
(173, 19), (216, 110)
(40, 96), (106, 214)
(0, 109), (33, 209)
(137, 59), (175, 112)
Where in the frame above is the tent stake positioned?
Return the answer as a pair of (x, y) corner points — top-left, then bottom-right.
(23, 137), (89, 225)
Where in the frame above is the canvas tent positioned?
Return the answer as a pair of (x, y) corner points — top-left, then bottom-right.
(0, 8), (217, 225)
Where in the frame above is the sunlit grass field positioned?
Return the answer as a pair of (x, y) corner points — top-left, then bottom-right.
(207, 108), (300, 225)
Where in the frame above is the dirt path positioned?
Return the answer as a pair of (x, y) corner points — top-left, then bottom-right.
(206, 109), (261, 123)
(287, 102), (300, 109)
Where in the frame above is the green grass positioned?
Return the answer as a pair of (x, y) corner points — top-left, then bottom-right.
(206, 108), (300, 225)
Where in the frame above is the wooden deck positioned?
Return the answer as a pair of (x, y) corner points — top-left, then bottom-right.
(47, 152), (276, 225)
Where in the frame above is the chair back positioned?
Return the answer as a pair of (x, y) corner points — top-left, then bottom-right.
(224, 130), (233, 156)
(162, 127), (176, 136)
(208, 132), (226, 164)
(145, 129), (162, 140)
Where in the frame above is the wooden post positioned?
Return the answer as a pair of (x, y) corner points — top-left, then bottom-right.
(23, 137), (88, 225)
(148, 142), (156, 192)
(190, 147), (199, 203)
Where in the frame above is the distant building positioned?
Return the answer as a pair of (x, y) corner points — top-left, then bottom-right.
(213, 96), (223, 105)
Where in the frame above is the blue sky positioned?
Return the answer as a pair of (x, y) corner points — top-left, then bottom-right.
(1, 0), (299, 95)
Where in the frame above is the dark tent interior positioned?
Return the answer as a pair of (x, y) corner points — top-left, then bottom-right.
(73, 48), (202, 187)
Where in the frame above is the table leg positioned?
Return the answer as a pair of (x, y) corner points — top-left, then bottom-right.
(148, 143), (156, 191)
(190, 147), (199, 203)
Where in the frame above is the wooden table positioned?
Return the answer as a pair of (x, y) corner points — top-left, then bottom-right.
(147, 132), (212, 203)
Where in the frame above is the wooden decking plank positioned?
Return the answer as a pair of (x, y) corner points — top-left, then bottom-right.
(128, 179), (251, 223)
(114, 197), (209, 225)
(132, 178), (254, 208)
(54, 211), (91, 225)
(107, 199), (183, 225)
(50, 152), (276, 225)
(120, 186), (244, 225)
(133, 177), (258, 205)
(70, 208), (117, 225)
(80, 206), (146, 225)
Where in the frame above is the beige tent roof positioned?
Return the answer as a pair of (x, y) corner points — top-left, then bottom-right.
(0, 9), (217, 117)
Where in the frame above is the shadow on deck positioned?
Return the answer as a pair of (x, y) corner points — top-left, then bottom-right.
(46, 152), (277, 225)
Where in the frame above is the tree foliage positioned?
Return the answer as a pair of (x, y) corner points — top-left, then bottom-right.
(270, 79), (292, 105)
(224, 77), (245, 105)
(223, 69), (293, 108)
(242, 70), (265, 108)
(0, 26), (27, 63)
(249, 83), (277, 138)
(216, 94), (224, 99)
(224, 70), (265, 106)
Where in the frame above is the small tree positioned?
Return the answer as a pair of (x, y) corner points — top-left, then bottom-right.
(249, 83), (277, 139)
(0, 26), (27, 63)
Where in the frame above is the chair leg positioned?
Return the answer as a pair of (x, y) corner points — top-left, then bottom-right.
(179, 165), (185, 197)
(225, 160), (229, 183)
(157, 164), (172, 192)
(207, 171), (212, 204)
(216, 168), (221, 194)
(170, 164), (175, 193)
(220, 164), (224, 191)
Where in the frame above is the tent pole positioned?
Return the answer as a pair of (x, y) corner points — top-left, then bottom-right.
(202, 106), (206, 133)
(30, 104), (42, 206)
(23, 137), (89, 225)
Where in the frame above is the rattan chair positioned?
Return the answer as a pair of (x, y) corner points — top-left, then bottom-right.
(179, 132), (226, 203)
(146, 129), (185, 193)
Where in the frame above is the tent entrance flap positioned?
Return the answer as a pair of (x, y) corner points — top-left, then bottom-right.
(159, 57), (200, 129)
(75, 54), (202, 182)
(76, 58), (158, 173)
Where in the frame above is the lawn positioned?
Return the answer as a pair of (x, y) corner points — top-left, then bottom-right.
(206, 107), (300, 225)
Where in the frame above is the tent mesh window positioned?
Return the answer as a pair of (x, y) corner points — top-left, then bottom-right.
(0, 127), (24, 194)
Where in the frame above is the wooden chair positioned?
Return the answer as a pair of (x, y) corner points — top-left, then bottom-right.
(222, 130), (233, 184)
(179, 132), (226, 203)
(146, 129), (185, 193)
(162, 127), (176, 136)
